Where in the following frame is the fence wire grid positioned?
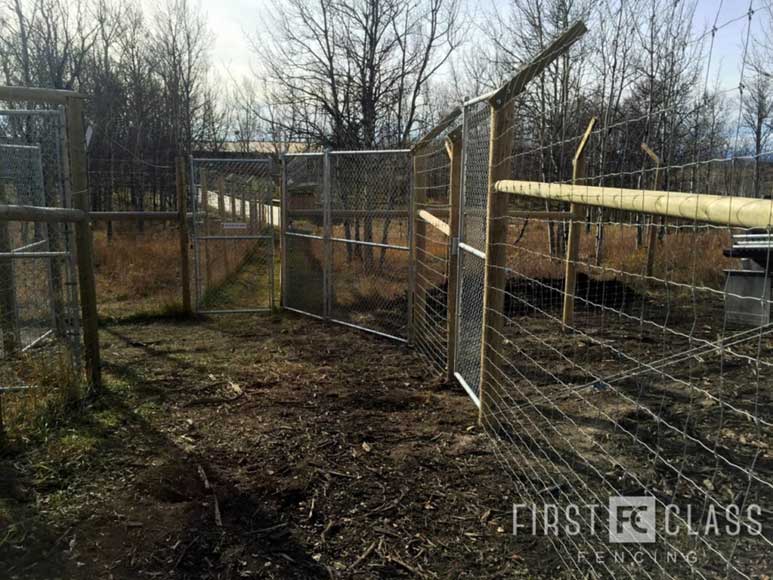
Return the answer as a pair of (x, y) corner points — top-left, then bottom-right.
(469, 4), (773, 578)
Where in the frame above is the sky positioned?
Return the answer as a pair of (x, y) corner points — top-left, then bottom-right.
(196, 0), (770, 95)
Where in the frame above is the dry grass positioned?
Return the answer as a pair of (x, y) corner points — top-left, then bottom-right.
(508, 219), (737, 291)
(0, 346), (81, 442)
(93, 224), (183, 319)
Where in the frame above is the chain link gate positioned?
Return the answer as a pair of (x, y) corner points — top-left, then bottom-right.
(452, 101), (491, 407)
(0, 107), (83, 422)
(282, 150), (411, 341)
(189, 158), (276, 314)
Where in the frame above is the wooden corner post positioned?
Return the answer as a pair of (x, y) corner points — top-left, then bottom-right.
(0, 180), (19, 356)
(446, 127), (463, 383)
(66, 96), (102, 392)
(562, 117), (596, 329)
(176, 157), (192, 315)
(476, 20), (589, 426)
(478, 99), (514, 426)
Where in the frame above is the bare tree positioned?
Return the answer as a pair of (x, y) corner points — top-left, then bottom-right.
(254, 0), (460, 149)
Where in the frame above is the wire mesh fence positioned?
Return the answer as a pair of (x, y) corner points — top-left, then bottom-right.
(190, 158), (276, 314)
(0, 106), (82, 437)
(282, 150), (411, 340)
(467, 7), (773, 578)
(329, 151), (411, 339)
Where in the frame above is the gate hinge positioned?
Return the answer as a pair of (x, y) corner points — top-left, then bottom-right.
(451, 237), (459, 256)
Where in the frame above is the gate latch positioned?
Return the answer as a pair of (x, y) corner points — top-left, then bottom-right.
(451, 236), (459, 256)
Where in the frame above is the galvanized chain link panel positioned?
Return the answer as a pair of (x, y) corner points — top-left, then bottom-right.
(328, 151), (411, 340)
(283, 153), (325, 317)
(0, 108), (82, 434)
(455, 101), (491, 404)
(190, 158), (276, 314)
(282, 151), (411, 340)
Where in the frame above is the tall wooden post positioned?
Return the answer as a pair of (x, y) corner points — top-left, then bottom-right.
(176, 157), (192, 315)
(0, 181), (19, 356)
(446, 128), (463, 383)
(642, 143), (661, 278)
(478, 100), (514, 426)
(66, 97), (102, 392)
(562, 118), (596, 329)
(280, 159), (288, 308)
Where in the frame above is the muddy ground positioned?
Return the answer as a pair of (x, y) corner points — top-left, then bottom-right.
(1, 312), (559, 579)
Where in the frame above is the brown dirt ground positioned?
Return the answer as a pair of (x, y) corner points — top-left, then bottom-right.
(1, 312), (563, 579)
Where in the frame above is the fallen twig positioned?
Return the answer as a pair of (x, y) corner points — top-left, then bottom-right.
(349, 541), (377, 571)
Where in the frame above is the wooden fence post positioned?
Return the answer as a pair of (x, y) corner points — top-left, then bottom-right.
(0, 181), (19, 356)
(641, 143), (661, 278)
(176, 157), (192, 315)
(478, 100), (514, 426)
(562, 118), (596, 329)
(66, 96), (102, 392)
(446, 127), (463, 384)
(280, 158), (288, 308)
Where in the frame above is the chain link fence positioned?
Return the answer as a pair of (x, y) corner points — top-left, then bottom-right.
(454, 101), (491, 405)
(282, 151), (411, 340)
(0, 107), (82, 436)
(190, 158), (276, 314)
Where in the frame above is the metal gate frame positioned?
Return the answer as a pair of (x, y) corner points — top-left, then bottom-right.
(452, 102), (490, 408)
(282, 149), (412, 342)
(189, 157), (276, 315)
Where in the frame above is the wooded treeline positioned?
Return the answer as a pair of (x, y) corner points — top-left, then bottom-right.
(0, 0), (224, 212)
(1, 0), (772, 213)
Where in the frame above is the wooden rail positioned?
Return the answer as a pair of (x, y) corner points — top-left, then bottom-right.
(0, 85), (86, 104)
(0, 205), (87, 223)
(495, 180), (773, 229)
(418, 210), (451, 237)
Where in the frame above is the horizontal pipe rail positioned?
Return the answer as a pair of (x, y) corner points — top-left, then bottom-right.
(330, 149), (410, 155)
(495, 180), (773, 229)
(418, 210), (451, 236)
(0, 85), (85, 103)
(90, 211), (189, 221)
(0, 205), (86, 223)
(0, 251), (69, 259)
(287, 209), (409, 218)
